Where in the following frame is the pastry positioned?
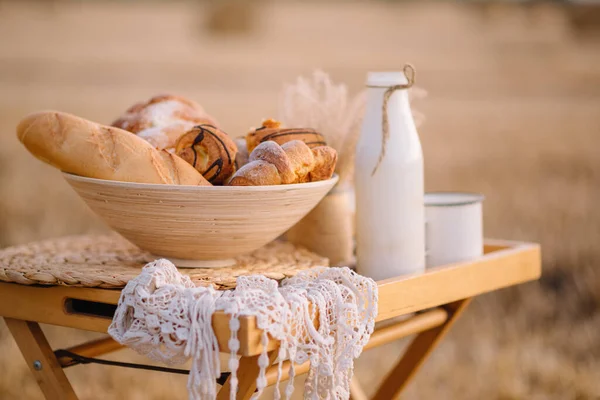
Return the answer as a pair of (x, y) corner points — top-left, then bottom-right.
(111, 94), (218, 134)
(276, 140), (315, 183)
(136, 121), (199, 151)
(16, 111), (211, 186)
(245, 119), (327, 153)
(248, 141), (296, 184)
(175, 124), (238, 185)
(234, 137), (249, 169)
(227, 160), (282, 186)
(228, 140), (337, 186)
(309, 146), (338, 182)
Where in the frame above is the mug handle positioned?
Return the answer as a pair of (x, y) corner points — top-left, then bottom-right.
(424, 219), (429, 259)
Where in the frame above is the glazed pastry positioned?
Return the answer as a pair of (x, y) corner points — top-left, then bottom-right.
(228, 140), (337, 186)
(16, 111), (211, 186)
(245, 119), (327, 153)
(112, 94), (218, 134)
(175, 124), (238, 185)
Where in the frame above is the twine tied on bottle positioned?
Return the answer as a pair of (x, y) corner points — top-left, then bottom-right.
(367, 64), (416, 176)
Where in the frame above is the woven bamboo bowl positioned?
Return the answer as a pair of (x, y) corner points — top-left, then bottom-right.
(63, 173), (338, 268)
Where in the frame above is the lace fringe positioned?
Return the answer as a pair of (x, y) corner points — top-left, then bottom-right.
(109, 260), (378, 400)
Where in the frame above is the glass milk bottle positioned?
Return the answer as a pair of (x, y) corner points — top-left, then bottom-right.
(355, 67), (425, 280)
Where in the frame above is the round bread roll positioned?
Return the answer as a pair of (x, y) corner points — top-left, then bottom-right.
(245, 119), (327, 153)
(136, 121), (196, 151)
(136, 118), (216, 151)
(112, 94), (218, 134)
(175, 124), (238, 185)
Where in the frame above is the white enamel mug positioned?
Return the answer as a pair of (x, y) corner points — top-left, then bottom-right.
(425, 192), (484, 268)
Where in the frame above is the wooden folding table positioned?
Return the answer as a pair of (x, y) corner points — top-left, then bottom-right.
(0, 238), (540, 400)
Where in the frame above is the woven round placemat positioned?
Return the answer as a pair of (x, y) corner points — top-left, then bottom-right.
(0, 234), (328, 290)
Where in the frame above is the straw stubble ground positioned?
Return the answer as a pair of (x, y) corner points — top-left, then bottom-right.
(0, 1), (599, 399)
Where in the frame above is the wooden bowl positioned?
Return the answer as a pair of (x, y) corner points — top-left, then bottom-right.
(63, 173), (338, 268)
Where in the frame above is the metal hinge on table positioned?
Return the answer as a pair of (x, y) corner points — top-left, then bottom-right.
(53, 349), (231, 385)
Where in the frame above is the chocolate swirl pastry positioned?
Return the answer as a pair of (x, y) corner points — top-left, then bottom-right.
(245, 119), (327, 153)
(175, 124), (237, 185)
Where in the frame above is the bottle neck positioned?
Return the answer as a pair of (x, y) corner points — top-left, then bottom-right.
(366, 70), (413, 111)
(366, 86), (411, 115)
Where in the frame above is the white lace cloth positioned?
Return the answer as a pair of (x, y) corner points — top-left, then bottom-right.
(108, 259), (378, 400)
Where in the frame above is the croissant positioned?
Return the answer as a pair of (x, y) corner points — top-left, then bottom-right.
(112, 94), (218, 134)
(175, 124), (238, 185)
(309, 145), (338, 182)
(245, 119), (327, 153)
(227, 160), (282, 186)
(227, 140), (337, 186)
(16, 111), (211, 186)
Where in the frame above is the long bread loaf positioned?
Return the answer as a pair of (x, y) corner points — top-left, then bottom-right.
(17, 111), (210, 186)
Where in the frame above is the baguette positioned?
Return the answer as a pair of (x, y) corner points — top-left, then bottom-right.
(16, 110), (210, 186)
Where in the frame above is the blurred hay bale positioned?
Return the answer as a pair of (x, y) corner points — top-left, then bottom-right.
(565, 2), (600, 37)
(204, 0), (261, 35)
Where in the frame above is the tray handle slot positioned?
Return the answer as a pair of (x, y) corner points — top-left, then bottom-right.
(64, 298), (117, 319)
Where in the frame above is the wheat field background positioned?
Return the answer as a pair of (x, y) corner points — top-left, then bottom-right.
(0, 1), (599, 399)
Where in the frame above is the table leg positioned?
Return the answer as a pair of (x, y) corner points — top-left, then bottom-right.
(4, 318), (78, 400)
(349, 375), (368, 400)
(371, 298), (472, 400)
(217, 350), (279, 400)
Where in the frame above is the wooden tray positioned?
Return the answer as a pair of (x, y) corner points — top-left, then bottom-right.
(0, 239), (541, 356)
